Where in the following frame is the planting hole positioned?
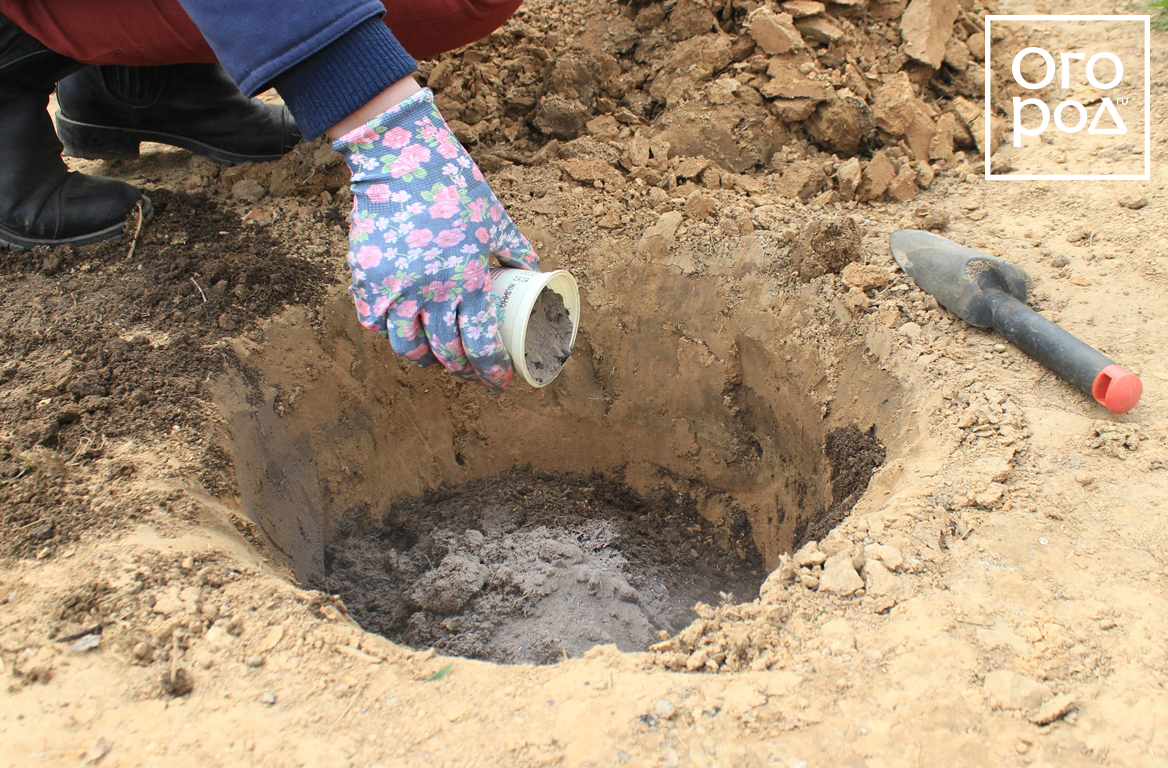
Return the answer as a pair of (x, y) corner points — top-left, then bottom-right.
(213, 231), (904, 665)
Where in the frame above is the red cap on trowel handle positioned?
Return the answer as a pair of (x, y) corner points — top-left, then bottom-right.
(1092, 364), (1143, 415)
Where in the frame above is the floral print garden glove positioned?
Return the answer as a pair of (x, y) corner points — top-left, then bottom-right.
(332, 88), (539, 389)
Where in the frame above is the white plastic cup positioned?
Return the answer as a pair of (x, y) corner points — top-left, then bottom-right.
(488, 267), (580, 388)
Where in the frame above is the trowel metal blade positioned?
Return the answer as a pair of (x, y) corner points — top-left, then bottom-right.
(889, 230), (1033, 329)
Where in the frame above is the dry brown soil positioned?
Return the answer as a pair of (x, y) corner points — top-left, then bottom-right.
(3, 0), (1168, 765)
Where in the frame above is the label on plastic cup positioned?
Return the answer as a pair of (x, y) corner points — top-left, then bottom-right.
(488, 267), (580, 388)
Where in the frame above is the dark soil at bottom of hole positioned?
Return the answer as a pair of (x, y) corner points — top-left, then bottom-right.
(314, 470), (767, 665)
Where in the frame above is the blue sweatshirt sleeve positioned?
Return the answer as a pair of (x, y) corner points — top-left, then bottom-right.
(175, 1), (418, 139)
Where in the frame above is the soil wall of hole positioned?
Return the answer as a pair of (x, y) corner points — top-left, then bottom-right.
(212, 252), (911, 584)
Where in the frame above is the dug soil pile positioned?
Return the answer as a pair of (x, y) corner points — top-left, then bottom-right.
(425, 0), (1012, 207)
(0, 190), (328, 560)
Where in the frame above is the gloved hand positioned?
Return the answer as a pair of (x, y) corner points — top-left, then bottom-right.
(332, 88), (539, 389)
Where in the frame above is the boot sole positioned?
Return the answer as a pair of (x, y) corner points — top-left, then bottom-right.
(56, 112), (286, 167)
(0, 194), (153, 252)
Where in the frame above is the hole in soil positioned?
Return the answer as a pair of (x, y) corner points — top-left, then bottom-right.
(212, 248), (908, 664)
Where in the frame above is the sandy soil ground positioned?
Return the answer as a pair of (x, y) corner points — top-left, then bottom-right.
(3, 0), (1168, 765)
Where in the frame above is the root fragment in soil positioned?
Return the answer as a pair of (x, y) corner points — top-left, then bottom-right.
(315, 471), (766, 665)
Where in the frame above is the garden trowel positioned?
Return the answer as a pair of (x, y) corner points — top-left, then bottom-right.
(889, 230), (1142, 414)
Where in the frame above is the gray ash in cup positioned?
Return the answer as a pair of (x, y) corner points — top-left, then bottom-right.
(523, 288), (574, 385)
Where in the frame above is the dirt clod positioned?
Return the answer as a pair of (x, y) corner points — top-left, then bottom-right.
(788, 216), (864, 280)
(841, 262), (891, 291)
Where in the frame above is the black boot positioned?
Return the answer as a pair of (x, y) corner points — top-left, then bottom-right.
(56, 64), (301, 166)
(0, 14), (149, 251)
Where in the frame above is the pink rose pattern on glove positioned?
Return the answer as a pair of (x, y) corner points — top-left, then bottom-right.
(333, 89), (540, 389)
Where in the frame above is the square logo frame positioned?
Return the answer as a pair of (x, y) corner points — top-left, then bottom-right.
(984, 14), (1151, 181)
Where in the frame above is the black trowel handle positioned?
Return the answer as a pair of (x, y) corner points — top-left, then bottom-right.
(988, 293), (1142, 414)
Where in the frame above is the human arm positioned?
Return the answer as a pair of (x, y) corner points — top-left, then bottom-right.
(174, 2), (539, 387)
(175, 0), (416, 139)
